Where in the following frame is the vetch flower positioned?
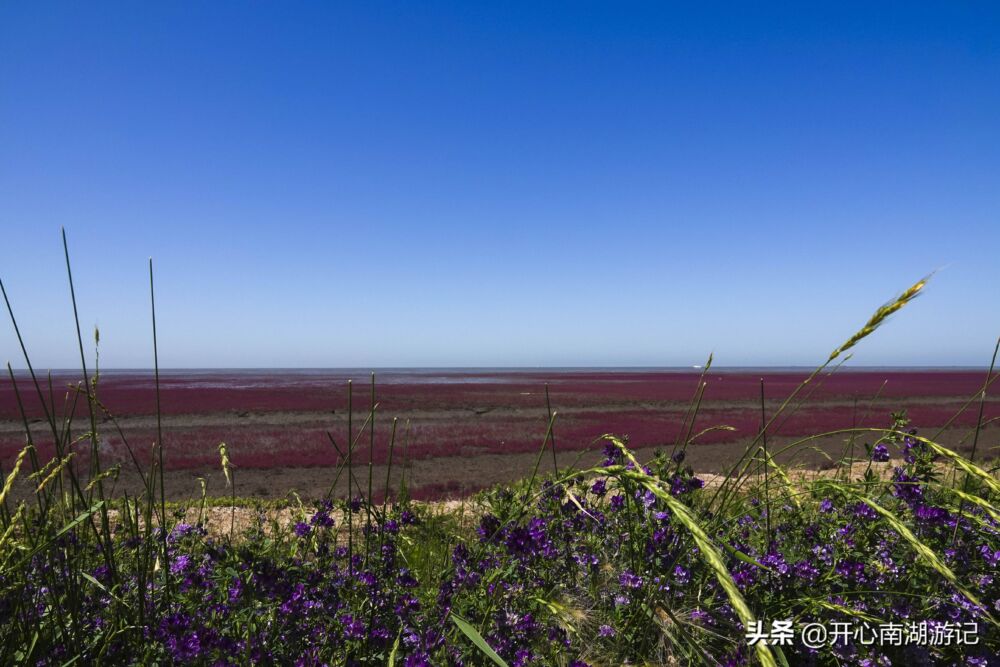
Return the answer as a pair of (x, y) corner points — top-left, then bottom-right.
(619, 571), (644, 588)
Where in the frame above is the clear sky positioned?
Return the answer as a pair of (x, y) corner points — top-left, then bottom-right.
(1, 2), (998, 369)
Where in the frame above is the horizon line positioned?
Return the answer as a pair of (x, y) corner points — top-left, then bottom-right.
(4, 365), (992, 373)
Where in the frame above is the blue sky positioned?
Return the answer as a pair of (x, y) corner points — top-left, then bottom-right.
(1, 2), (998, 368)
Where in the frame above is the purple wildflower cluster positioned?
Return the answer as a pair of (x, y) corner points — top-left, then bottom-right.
(3, 419), (998, 665)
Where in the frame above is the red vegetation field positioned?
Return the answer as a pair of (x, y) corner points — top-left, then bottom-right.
(2, 369), (997, 498)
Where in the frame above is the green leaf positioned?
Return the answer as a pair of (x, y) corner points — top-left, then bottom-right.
(80, 572), (108, 593)
(450, 614), (509, 667)
(80, 572), (131, 608)
(387, 629), (401, 666)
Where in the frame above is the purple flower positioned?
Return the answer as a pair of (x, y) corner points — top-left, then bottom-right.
(590, 478), (607, 497)
(891, 468), (924, 505)
(761, 551), (790, 576)
(731, 563), (756, 590)
(170, 554), (192, 575)
(228, 577), (243, 602)
(512, 649), (534, 667)
(871, 443), (890, 462)
(574, 549), (599, 571)
(504, 520), (553, 559)
(902, 432), (926, 463)
(853, 502), (878, 521)
(835, 560), (866, 582)
(980, 545), (1000, 567)
(169, 631), (201, 661)
(914, 504), (948, 524)
(619, 571), (644, 588)
(293, 521), (311, 537)
(819, 498), (834, 513)
(451, 543), (470, 567)
(793, 560), (820, 582)
(598, 624), (616, 637)
(169, 523), (197, 542)
(602, 442), (623, 467)
(477, 514), (501, 542)
(690, 608), (713, 625)
(340, 614), (366, 639)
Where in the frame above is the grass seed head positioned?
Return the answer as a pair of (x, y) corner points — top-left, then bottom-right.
(218, 441), (233, 487)
(828, 276), (928, 362)
(0, 444), (32, 507)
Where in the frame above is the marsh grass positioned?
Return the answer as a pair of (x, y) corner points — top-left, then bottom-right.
(0, 240), (998, 665)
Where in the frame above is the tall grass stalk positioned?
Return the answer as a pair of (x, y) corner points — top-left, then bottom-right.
(347, 379), (353, 566)
(710, 277), (928, 515)
(951, 336), (1000, 544)
(545, 383), (558, 473)
(367, 372), (376, 564)
(149, 257), (169, 601)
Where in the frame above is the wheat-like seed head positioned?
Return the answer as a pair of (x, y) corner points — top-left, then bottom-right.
(0, 502), (25, 555)
(28, 456), (59, 482)
(35, 453), (75, 495)
(828, 277), (928, 362)
(0, 444), (32, 507)
(84, 463), (119, 493)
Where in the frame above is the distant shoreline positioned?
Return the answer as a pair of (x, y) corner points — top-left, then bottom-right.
(4, 365), (992, 376)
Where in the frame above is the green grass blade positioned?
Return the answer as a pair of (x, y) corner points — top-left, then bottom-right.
(450, 613), (510, 667)
(387, 628), (401, 666)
